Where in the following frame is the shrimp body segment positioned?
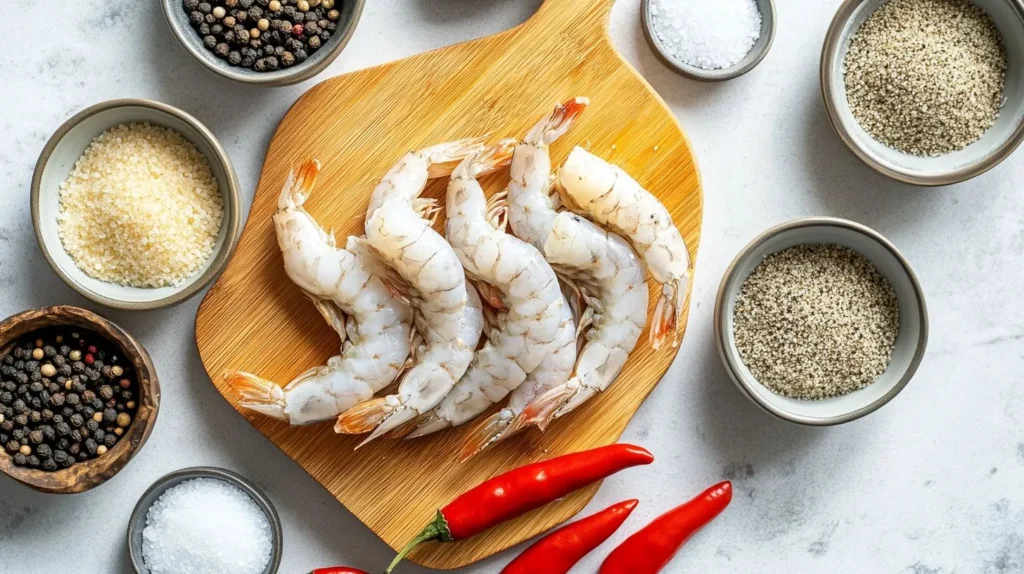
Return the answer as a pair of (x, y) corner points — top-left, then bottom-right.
(336, 142), (486, 443)
(506, 99), (649, 429)
(458, 292), (577, 460)
(224, 160), (414, 425)
(558, 147), (691, 349)
(409, 141), (567, 437)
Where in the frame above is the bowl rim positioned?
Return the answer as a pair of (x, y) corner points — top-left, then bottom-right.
(713, 216), (929, 426)
(820, 0), (1024, 186)
(30, 98), (242, 311)
(127, 466), (283, 574)
(0, 306), (160, 493)
(161, 0), (367, 87)
(640, 0), (777, 82)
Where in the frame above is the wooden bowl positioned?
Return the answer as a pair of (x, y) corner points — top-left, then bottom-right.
(0, 306), (160, 494)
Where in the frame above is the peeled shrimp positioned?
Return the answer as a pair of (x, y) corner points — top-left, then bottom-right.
(558, 147), (691, 349)
(335, 141), (486, 443)
(505, 99), (649, 429)
(458, 291), (577, 461)
(223, 160), (414, 425)
(406, 140), (567, 438)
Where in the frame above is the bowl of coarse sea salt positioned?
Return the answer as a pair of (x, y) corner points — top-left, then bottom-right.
(642, 0), (777, 81)
(127, 467), (282, 574)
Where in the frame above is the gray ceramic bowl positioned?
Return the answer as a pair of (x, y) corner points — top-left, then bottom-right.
(31, 99), (241, 311)
(714, 217), (928, 425)
(821, 0), (1024, 186)
(641, 0), (776, 81)
(127, 467), (283, 574)
(162, 0), (365, 86)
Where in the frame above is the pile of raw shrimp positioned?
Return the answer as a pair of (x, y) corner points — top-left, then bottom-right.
(224, 98), (691, 460)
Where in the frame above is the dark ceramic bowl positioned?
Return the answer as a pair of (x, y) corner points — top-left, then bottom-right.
(127, 466), (283, 574)
(162, 0), (366, 86)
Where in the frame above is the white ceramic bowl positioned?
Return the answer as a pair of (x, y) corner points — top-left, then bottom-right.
(714, 217), (928, 425)
(821, 0), (1024, 186)
(31, 99), (241, 311)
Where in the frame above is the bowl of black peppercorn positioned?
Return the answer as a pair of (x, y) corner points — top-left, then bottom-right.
(0, 306), (159, 494)
(163, 0), (366, 86)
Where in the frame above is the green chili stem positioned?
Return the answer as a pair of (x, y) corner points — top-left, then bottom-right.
(383, 511), (452, 574)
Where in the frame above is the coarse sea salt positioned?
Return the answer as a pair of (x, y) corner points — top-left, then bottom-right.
(142, 478), (272, 574)
(650, 0), (762, 70)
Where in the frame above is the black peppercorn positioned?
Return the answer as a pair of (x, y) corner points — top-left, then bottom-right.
(70, 413), (84, 428)
(13, 414), (27, 427)
(28, 430), (43, 444)
(66, 393), (80, 406)
(199, 2), (212, 13)
(103, 408), (118, 423)
(36, 443), (52, 458)
(229, 51), (242, 65)
(216, 42), (231, 57)
(54, 450), (70, 466)
(184, 0), (200, 9)
(190, 10), (205, 25)
(103, 434), (118, 447)
(281, 51), (295, 67)
(204, 35), (218, 49)
(41, 458), (57, 471)
(86, 419), (99, 432)
(26, 455), (39, 467)
(266, 55), (279, 69)
(69, 443), (80, 456)
(13, 452), (26, 465)
(5, 440), (19, 453)
(85, 439), (98, 455)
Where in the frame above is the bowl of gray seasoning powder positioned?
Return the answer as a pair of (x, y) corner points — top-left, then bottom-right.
(715, 218), (928, 425)
(821, 0), (1024, 185)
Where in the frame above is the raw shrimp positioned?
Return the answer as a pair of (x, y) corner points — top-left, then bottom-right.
(558, 147), (691, 349)
(223, 160), (415, 425)
(336, 141), (485, 443)
(406, 140), (567, 437)
(457, 292), (577, 461)
(506, 99), (649, 430)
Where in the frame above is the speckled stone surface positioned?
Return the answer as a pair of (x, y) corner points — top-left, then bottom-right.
(1, 1), (1022, 573)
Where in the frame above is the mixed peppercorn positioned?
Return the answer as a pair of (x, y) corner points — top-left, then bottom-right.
(0, 328), (138, 471)
(182, 0), (342, 72)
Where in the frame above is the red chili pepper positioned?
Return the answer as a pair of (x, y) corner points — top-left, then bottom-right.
(309, 568), (368, 574)
(385, 444), (653, 573)
(502, 499), (639, 574)
(600, 481), (733, 574)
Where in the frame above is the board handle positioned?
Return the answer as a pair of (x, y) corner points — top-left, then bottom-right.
(531, 0), (615, 35)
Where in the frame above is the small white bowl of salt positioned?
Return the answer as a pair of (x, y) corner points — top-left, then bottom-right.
(642, 0), (777, 81)
(128, 467), (282, 574)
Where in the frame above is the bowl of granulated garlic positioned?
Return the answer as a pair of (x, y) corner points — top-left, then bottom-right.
(821, 0), (1024, 186)
(714, 217), (929, 425)
(32, 99), (241, 310)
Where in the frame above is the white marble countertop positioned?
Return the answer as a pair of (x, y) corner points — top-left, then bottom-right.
(2, 1), (1022, 572)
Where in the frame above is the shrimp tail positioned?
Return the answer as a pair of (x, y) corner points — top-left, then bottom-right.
(277, 159), (321, 211)
(423, 137), (489, 178)
(457, 409), (515, 463)
(527, 97), (590, 147)
(223, 371), (288, 422)
(651, 278), (686, 350)
(507, 379), (580, 434)
(336, 399), (419, 448)
(404, 413), (452, 439)
(335, 398), (390, 435)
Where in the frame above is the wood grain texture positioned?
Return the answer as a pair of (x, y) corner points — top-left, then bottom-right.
(0, 306), (160, 494)
(194, 0), (703, 568)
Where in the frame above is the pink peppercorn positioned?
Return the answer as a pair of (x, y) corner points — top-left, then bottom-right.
(292, 24), (304, 36)
(84, 354), (95, 365)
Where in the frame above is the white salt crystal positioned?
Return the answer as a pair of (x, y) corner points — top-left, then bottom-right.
(651, 0), (762, 70)
(142, 478), (273, 574)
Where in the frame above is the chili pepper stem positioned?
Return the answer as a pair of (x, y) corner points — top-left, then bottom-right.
(384, 511), (453, 574)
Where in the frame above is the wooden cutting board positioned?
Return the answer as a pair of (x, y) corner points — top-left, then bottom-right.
(195, 0), (703, 568)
